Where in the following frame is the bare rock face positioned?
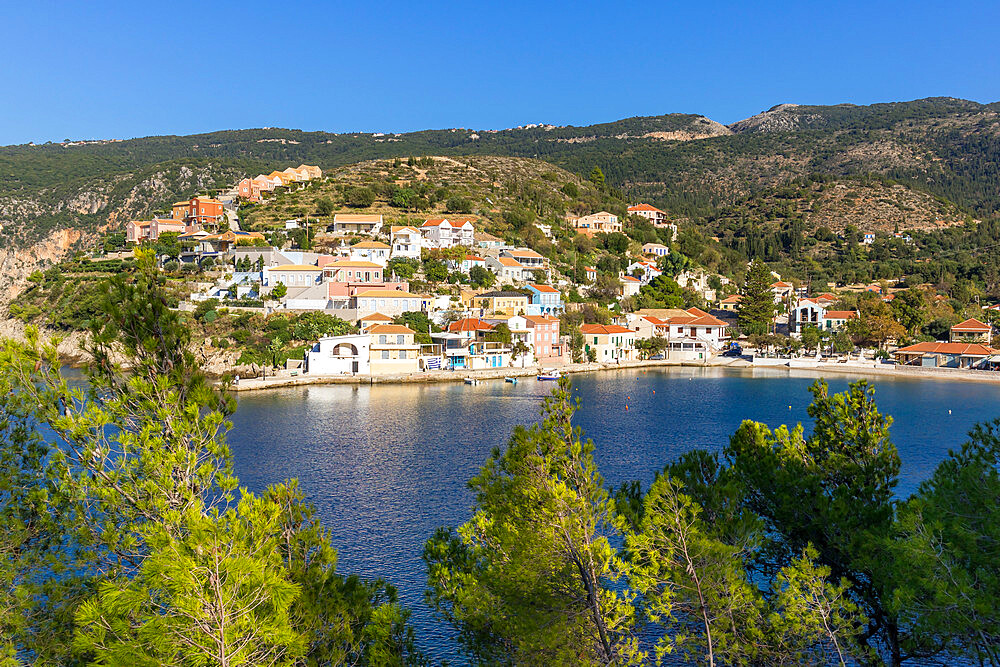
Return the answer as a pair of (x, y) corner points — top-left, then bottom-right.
(729, 104), (815, 134)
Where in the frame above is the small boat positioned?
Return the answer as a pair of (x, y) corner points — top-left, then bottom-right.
(537, 369), (561, 381)
(464, 377), (479, 385)
(504, 377), (518, 384)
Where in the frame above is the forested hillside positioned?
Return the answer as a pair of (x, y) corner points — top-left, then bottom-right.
(2, 96), (1000, 291)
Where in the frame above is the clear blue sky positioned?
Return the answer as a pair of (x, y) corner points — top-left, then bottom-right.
(3, 0), (999, 145)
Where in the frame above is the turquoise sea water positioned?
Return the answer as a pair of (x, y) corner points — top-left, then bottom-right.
(229, 367), (1000, 662)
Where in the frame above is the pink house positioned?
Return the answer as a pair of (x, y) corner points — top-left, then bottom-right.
(526, 315), (564, 364)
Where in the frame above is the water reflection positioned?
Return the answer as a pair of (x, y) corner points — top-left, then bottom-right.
(230, 367), (1000, 661)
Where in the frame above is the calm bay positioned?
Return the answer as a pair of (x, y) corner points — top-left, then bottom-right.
(229, 367), (1000, 662)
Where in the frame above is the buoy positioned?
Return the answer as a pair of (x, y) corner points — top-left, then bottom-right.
(652, 390), (655, 395)
(625, 405), (629, 411)
(949, 409), (952, 415)
(789, 405), (792, 410)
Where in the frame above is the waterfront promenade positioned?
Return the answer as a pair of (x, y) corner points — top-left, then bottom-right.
(227, 355), (1000, 392)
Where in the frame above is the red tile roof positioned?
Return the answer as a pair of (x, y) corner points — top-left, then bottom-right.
(368, 324), (415, 334)
(628, 203), (664, 213)
(951, 318), (991, 332)
(895, 342), (996, 356)
(528, 283), (559, 292)
(448, 318), (494, 333)
(824, 311), (858, 320)
(580, 324), (633, 335)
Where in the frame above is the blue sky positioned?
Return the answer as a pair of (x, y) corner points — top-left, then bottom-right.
(2, 0), (998, 145)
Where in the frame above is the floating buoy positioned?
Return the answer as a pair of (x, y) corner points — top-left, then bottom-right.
(949, 409), (952, 415)
(789, 405), (792, 410)
(625, 405), (629, 411)
(652, 390), (655, 395)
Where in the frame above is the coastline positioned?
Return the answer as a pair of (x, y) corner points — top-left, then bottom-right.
(225, 356), (1000, 392)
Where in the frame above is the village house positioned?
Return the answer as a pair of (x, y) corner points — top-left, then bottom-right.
(197, 230), (265, 255)
(581, 324), (636, 362)
(474, 231), (506, 250)
(642, 242), (670, 257)
(571, 211), (622, 237)
(420, 218), (475, 248)
(349, 241), (391, 266)
(449, 254), (486, 274)
(771, 281), (795, 304)
(172, 196), (225, 227)
(434, 318), (512, 370)
(263, 264), (325, 288)
(524, 283), (563, 314)
(390, 226), (424, 259)
(472, 290), (530, 317)
(486, 256), (528, 282)
(628, 203), (668, 225)
(719, 294), (741, 311)
(332, 214), (383, 235)
(352, 289), (430, 318)
(305, 334), (371, 375)
(125, 217), (193, 243)
(236, 178), (264, 202)
(893, 342), (997, 369)
(950, 318), (993, 345)
(789, 298), (858, 335)
(321, 260), (384, 284)
(621, 275), (642, 297)
(358, 312), (394, 331)
(584, 266), (597, 283)
(501, 248), (548, 273)
(368, 324), (421, 375)
(524, 315), (564, 365)
(626, 260), (662, 284)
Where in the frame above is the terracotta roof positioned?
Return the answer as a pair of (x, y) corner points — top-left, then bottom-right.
(359, 312), (393, 321)
(771, 281), (793, 288)
(584, 266), (597, 272)
(334, 214), (382, 222)
(580, 324), (633, 335)
(422, 218), (450, 227)
(390, 225), (421, 233)
(528, 283), (559, 292)
(448, 318), (494, 332)
(351, 241), (390, 249)
(496, 257), (524, 268)
(895, 342), (996, 356)
(524, 315), (559, 324)
(628, 203), (664, 213)
(951, 318), (991, 332)
(720, 295), (742, 303)
(622, 276), (641, 282)
(478, 290), (528, 299)
(368, 324), (415, 335)
(824, 311), (858, 320)
(506, 249), (544, 258)
(465, 254), (485, 262)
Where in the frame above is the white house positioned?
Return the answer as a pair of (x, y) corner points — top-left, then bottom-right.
(626, 260), (662, 284)
(332, 214), (383, 235)
(642, 242), (670, 257)
(349, 241), (391, 266)
(390, 226), (424, 259)
(305, 334), (371, 375)
(420, 218), (475, 248)
(263, 264), (324, 287)
(486, 256), (527, 282)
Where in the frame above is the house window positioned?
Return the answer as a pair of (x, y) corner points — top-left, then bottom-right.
(381, 350), (389, 359)
(400, 350), (407, 359)
(397, 335), (404, 344)
(379, 335), (387, 344)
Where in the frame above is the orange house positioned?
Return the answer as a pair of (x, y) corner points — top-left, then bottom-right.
(172, 196), (225, 226)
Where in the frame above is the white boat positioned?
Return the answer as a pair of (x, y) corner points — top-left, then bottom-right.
(537, 369), (561, 381)
(464, 377), (479, 385)
(504, 376), (518, 384)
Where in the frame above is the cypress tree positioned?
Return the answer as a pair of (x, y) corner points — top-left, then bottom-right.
(737, 259), (777, 336)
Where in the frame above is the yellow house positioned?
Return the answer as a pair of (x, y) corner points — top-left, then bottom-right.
(368, 324), (420, 375)
(473, 290), (530, 316)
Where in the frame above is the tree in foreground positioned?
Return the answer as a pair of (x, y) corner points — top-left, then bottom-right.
(891, 420), (1000, 664)
(424, 378), (641, 666)
(726, 380), (903, 663)
(737, 259), (777, 336)
(0, 248), (422, 665)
